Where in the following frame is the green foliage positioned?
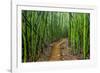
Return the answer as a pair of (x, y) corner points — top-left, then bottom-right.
(68, 12), (90, 59)
(22, 10), (90, 62)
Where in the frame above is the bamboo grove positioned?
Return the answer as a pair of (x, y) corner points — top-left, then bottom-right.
(22, 10), (90, 62)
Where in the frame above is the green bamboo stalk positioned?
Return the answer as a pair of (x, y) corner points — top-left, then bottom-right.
(83, 14), (86, 59)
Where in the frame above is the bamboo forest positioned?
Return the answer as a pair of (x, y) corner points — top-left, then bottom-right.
(22, 10), (90, 62)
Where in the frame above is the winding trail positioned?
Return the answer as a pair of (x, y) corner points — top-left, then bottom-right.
(49, 39), (66, 60)
(49, 38), (79, 61)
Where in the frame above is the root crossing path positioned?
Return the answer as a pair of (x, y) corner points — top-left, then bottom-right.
(49, 38), (79, 61)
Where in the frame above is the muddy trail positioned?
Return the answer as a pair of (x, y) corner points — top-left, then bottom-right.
(38, 38), (82, 61)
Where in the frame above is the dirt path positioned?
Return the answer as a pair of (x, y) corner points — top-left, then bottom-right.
(49, 38), (79, 61)
(49, 38), (66, 60)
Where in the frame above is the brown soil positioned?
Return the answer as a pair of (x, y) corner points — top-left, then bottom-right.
(38, 38), (82, 62)
(49, 38), (81, 61)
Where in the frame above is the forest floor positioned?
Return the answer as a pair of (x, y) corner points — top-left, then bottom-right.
(49, 38), (82, 61)
(38, 38), (82, 61)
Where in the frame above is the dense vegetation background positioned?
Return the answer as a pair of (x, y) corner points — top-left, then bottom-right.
(22, 10), (90, 62)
